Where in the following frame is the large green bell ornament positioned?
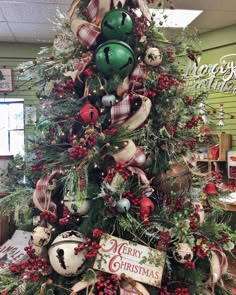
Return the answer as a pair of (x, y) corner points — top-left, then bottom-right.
(95, 40), (136, 78)
(101, 9), (134, 41)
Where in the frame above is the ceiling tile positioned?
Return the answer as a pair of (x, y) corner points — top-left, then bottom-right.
(1, 2), (69, 24)
(9, 23), (55, 40)
(0, 8), (6, 21)
(2, 0), (72, 3)
(0, 22), (15, 40)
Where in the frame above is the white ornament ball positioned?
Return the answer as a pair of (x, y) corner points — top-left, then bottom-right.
(48, 230), (86, 277)
(116, 198), (131, 213)
(64, 196), (91, 216)
(144, 47), (162, 66)
(173, 243), (193, 264)
(31, 226), (51, 247)
(102, 94), (116, 107)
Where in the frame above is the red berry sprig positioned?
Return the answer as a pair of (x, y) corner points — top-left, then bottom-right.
(40, 210), (57, 223)
(156, 74), (179, 93)
(9, 246), (49, 282)
(95, 274), (120, 295)
(70, 145), (88, 160)
(74, 237), (101, 259)
(184, 261), (195, 270)
(175, 287), (189, 295)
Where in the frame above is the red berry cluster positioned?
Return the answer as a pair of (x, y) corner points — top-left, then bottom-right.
(175, 287), (189, 295)
(31, 163), (46, 172)
(136, 89), (156, 99)
(156, 74), (179, 93)
(131, 11), (148, 38)
(40, 210), (57, 223)
(51, 79), (74, 98)
(103, 128), (117, 136)
(189, 213), (199, 231)
(9, 246), (48, 282)
(185, 116), (203, 129)
(74, 237), (101, 259)
(70, 145), (88, 160)
(165, 47), (175, 63)
(165, 195), (186, 214)
(193, 238), (209, 259)
(95, 274), (120, 295)
(87, 135), (97, 148)
(122, 190), (140, 206)
(115, 162), (131, 180)
(159, 287), (170, 295)
(157, 231), (172, 251)
(165, 123), (177, 137)
(217, 232), (230, 246)
(182, 137), (199, 150)
(184, 261), (195, 270)
(185, 96), (192, 104)
(59, 205), (71, 226)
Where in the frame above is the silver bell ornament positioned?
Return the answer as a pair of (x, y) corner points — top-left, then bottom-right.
(173, 243), (193, 264)
(48, 230), (86, 277)
(31, 225), (51, 247)
(144, 47), (162, 66)
(116, 198), (131, 213)
(102, 94), (116, 107)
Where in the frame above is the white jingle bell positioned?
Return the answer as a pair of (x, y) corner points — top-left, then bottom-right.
(102, 94), (116, 107)
(31, 226), (51, 247)
(64, 196), (91, 216)
(48, 230), (87, 277)
(116, 198), (131, 213)
(173, 243), (193, 264)
(144, 47), (162, 66)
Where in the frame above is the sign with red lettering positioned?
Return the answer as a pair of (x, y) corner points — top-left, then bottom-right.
(93, 235), (165, 287)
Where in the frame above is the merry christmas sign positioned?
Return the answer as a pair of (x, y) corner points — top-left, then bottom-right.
(94, 235), (165, 287)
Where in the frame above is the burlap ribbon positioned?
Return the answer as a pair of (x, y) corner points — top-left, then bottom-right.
(32, 171), (59, 219)
(117, 63), (147, 96)
(111, 93), (152, 132)
(112, 140), (149, 185)
(69, 0), (127, 48)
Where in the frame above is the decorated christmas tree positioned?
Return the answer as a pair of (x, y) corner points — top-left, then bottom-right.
(1, 0), (236, 294)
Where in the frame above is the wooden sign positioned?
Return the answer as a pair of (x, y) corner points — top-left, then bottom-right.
(93, 235), (165, 287)
(0, 68), (13, 92)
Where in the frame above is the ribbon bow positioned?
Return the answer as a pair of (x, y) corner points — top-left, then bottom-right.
(112, 139), (149, 185)
(32, 171), (59, 219)
(69, 0), (127, 48)
(111, 93), (152, 131)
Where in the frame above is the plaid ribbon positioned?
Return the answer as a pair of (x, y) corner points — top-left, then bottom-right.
(75, 22), (100, 48)
(111, 94), (131, 126)
(86, 0), (98, 22)
(112, 139), (149, 184)
(117, 63), (146, 96)
(32, 171), (58, 218)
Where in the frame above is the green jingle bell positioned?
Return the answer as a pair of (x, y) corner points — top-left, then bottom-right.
(101, 9), (134, 41)
(95, 40), (136, 78)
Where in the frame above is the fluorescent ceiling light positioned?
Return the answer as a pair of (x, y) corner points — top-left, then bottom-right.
(137, 9), (203, 28)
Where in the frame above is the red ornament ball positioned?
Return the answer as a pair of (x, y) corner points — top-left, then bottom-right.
(140, 197), (155, 215)
(80, 103), (99, 124)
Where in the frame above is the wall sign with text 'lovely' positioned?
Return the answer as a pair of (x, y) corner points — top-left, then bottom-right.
(93, 235), (166, 287)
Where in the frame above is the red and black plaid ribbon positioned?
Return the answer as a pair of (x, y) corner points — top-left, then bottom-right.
(32, 171), (58, 218)
(111, 94), (131, 126)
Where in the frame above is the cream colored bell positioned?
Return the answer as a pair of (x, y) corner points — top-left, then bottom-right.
(144, 47), (162, 66)
(173, 243), (193, 264)
(48, 230), (87, 277)
(31, 225), (51, 247)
